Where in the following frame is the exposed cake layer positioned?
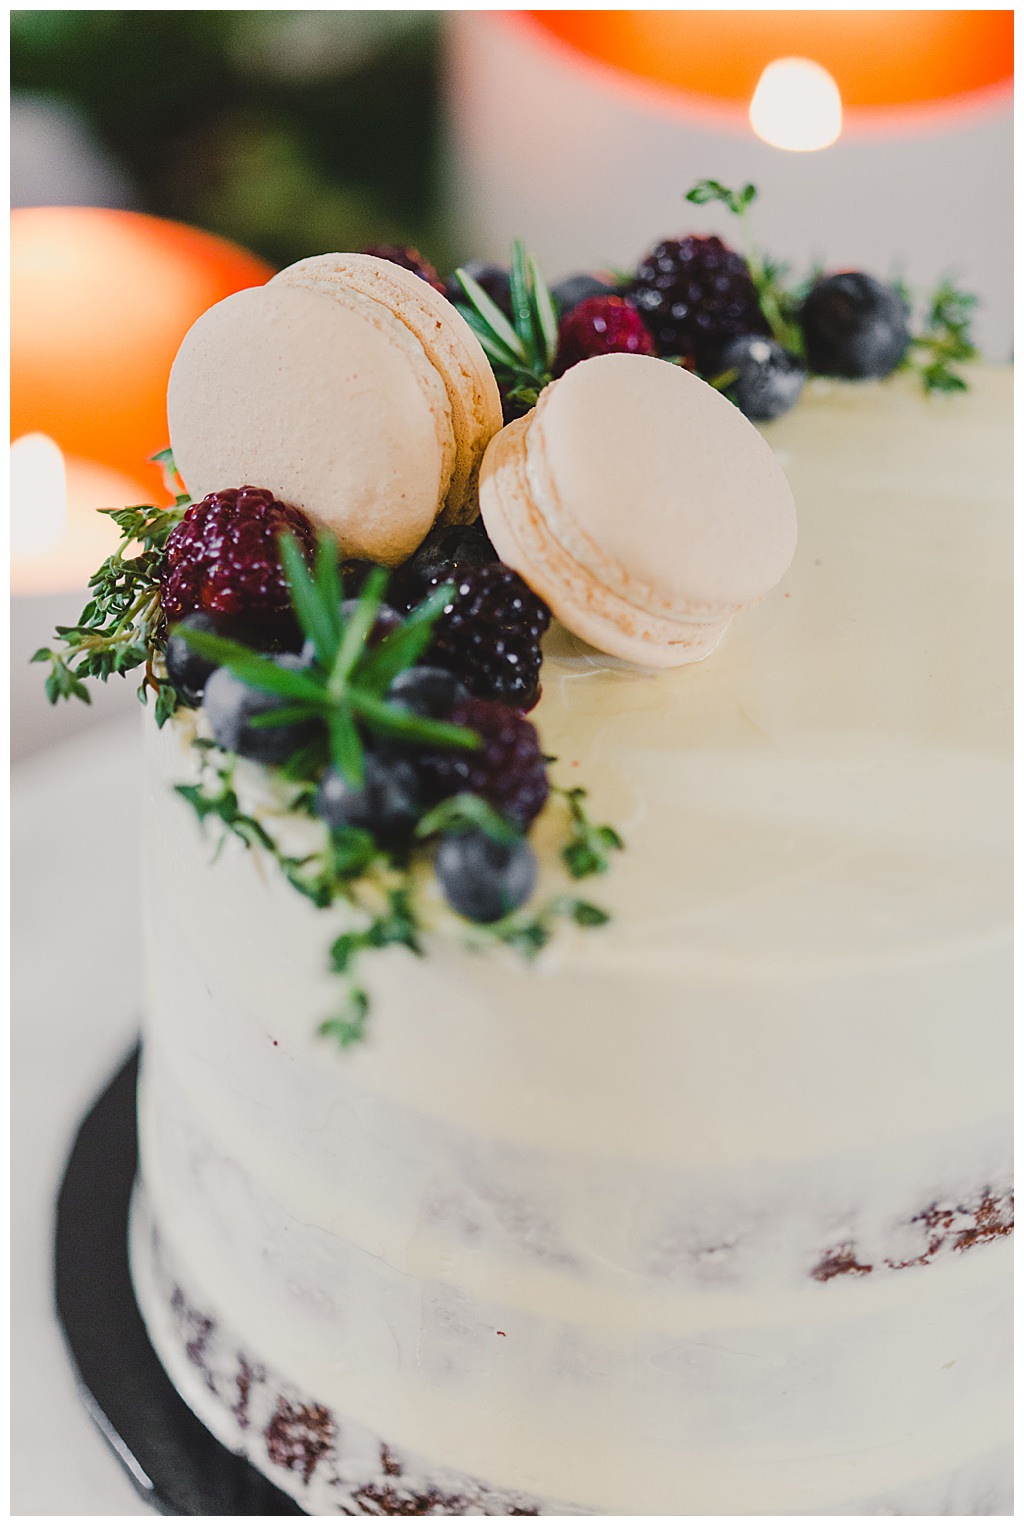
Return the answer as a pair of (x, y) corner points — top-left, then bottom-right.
(131, 1190), (1011, 1516)
(136, 372), (1012, 1513)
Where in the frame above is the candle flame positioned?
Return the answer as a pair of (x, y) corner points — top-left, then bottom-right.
(11, 432), (68, 558)
(750, 58), (842, 152)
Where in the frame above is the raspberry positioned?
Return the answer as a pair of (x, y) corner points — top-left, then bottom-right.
(160, 486), (317, 638)
(554, 295), (655, 374)
(361, 244), (445, 294)
(626, 235), (769, 373)
(421, 563), (550, 711)
(417, 697), (550, 829)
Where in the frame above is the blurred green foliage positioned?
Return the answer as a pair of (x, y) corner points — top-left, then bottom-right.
(11, 10), (450, 270)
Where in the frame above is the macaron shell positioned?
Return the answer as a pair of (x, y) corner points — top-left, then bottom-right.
(529, 354), (797, 619)
(272, 254), (503, 526)
(167, 283), (453, 567)
(481, 412), (731, 668)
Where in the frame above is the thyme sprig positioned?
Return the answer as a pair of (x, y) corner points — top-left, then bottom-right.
(469, 894), (611, 961)
(175, 745), (412, 1042)
(556, 784), (626, 878)
(899, 278), (979, 394)
(177, 742), (619, 1047)
(686, 179), (806, 356)
(453, 239), (559, 410)
(33, 452), (190, 722)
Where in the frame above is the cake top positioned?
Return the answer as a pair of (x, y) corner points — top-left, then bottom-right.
(35, 176), (996, 1046)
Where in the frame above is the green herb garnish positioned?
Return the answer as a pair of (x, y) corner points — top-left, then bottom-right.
(900, 278), (979, 394)
(556, 784), (626, 878)
(452, 239), (559, 411)
(33, 449), (190, 722)
(175, 531), (481, 785)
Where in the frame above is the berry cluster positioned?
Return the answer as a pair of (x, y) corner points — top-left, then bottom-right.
(161, 493), (556, 926)
(399, 526), (551, 711)
(391, 177), (957, 428)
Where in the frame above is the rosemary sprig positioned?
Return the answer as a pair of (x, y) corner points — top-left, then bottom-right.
(452, 239), (559, 409)
(176, 531), (481, 785)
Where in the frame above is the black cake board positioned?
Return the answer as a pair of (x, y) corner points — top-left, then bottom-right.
(54, 1044), (306, 1516)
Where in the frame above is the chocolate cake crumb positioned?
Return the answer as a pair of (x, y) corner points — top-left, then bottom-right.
(887, 1189), (1014, 1269)
(233, 1356), (265, 1430)
(265, 1397), (336, 1483)
(353, 1482), (472, 1515)
(811, 1244), (874, 1282)
(951, 1190), (1013, 1251)
(170, 1284), (216, 1381)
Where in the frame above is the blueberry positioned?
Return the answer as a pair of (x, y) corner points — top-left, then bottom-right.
(314, 754), (422, 842)
(202, 653), (318, 765)
(435, 829), (538, 923)
(387, 666), (470, 720)
(164, 612), (222, 706)
(551, 271), (620, 317)
(800, 272), (910, 380)
(445, 261), (512, 317)
(717, 336), (806, 422)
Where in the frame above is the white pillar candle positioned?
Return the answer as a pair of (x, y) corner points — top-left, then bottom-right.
(444, 13), (1011, 359)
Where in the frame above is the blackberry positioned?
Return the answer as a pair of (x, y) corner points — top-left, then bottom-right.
(423, 563), (550, 711)
(435, 829), (538, 923)
(555, 295), (655, 374)
(417, 697), (549, 829)
(361, 244), (445, 294)
(626, 235), (769, 373)
(800, 272), (911, 380)
(717, 335), (806, 422)
(398, 522), (498, 606)
(160, 486), (316, 642)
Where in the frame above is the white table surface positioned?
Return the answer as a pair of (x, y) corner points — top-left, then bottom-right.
(12, 714), (151, 1515)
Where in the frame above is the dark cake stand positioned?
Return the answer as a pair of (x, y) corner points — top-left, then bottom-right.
(54, 1046), (305, 1516)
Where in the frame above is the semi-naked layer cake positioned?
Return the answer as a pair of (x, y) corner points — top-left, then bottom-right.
(130, 370), (1012, 1514)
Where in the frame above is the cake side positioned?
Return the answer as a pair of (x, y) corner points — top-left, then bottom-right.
(134, 373), (1012, 1513)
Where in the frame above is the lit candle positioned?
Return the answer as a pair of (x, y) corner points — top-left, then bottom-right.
(749, 58), (842, 154)
(447, 12), (1012, 358)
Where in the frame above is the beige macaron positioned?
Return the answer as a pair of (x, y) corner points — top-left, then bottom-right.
(479, 353), (797, 667)
(167, 256), (502, 566)
(272, 254), (501, 526)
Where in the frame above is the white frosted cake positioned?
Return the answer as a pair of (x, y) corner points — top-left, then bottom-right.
(129, 369), (1012, 1514)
